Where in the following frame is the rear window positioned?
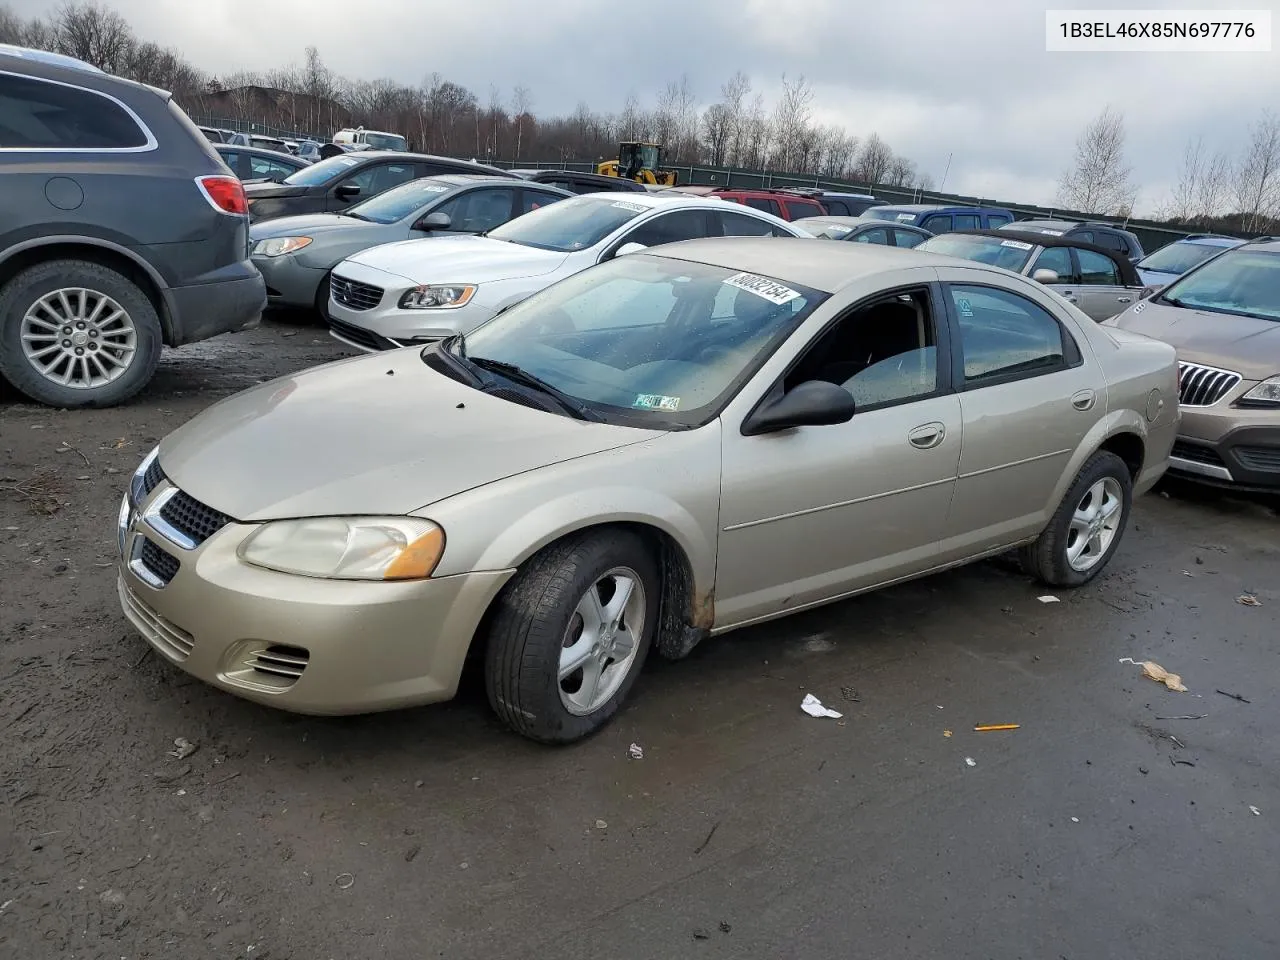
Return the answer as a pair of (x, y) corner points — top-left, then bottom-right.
(0, 73), (149, 149)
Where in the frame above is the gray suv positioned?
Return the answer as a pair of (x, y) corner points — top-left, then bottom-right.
(0, 45), (265, 407)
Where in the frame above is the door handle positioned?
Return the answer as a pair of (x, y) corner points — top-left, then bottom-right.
(1059, 290), (1077, 299)
(1071, 389), (1096, 411)
(1117, 296), (1132, 303)
(908, 422), (945, 449)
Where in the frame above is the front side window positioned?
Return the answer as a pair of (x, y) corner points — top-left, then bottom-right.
(0, 74), (148, 149)
(486, 196), (649, 252)
(784, 289), (939, 409)
(455, 255), (827, 426)
(854, 227), (891, 245)
(922, 215), (953, 233)
(1159, 248), (1280, 321)
(919, 234), (1035, 272)
(284, 154), (366, 186)
(1077, 248), (1120, 285)
(1031, 246), (1075, 282)
(950, 285), (1067, 384)
(342, 162), (416, 197)
(249, 155), (298, 180)
(433, 188), (515, 233)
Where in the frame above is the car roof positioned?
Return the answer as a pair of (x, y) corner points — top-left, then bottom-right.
(875, 203), (1011, 214)
(0, 43), (103, 74)
(426, 173), (525, 185)
(795, 215), (910, 228)
(1014, 219), (1084, 229)
(321, 151), (507, 175)
(816, 191), (878, 200)
(647, 236), (961, 294)
(948, 229), (1142, 284)
(1176, 234), (1246, 247)
(214, 143), (302, 161)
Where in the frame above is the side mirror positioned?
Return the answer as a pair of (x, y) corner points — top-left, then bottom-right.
(1032, 268), (1060, 283)
(414, 211), (452, 231)
(614, 242), (647, 257)
(742, 381), (857, 436)
(334, 184), (362, 201)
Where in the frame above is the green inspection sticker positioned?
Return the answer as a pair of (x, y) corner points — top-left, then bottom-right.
(633, 394), (680, 411)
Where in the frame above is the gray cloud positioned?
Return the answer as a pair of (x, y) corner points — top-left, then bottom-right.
(7, 0), (1276, 211)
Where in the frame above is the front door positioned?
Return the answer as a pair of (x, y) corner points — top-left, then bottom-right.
(937, 277), (1103, 560)
(716, 285), (961, 627)
(1073, 247), (1138, 321)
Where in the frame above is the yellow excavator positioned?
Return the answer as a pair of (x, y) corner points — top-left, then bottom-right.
(597, 141), (677, 186)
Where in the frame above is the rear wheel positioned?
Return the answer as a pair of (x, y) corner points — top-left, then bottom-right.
(1020, 451), (1132, 587)
(484, 530), (659, 743)
(0, 260), (161, 408)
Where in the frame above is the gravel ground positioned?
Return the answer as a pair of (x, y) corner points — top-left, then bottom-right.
(2, 317), (1277, 959)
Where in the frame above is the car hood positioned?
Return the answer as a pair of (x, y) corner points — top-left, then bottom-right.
(1111, 299), (1280, 379)
(244, 182), (309, 200)
(158, 349), (659, 521)
(249, 213), (365, 239)
(345, 234), (571, 283)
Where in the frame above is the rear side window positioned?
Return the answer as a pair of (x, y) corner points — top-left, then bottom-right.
(0, 73), (150, 149)
(719, 210), (774, 237)
(949, 285), (1068, 385)
(744, 196), (782, 217)
(1094, 232), (1125, 253)
(953, 214), (980, 230)
(825, 200), (849, 216)
(784, 200), (824, 220)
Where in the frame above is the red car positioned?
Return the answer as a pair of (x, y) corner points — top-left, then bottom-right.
(669, 186), (825, 221)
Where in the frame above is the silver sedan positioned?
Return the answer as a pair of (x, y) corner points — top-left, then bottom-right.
(118, 239), (1178, 742)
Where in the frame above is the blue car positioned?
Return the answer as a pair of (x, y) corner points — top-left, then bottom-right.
(1135, 234), (1245, 287)
(861, 203), (1014, 233)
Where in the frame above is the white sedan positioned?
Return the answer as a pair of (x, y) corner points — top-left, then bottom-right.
(324, 192), (807, 350)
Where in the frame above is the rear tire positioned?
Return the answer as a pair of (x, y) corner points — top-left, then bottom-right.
(0, 260), (162, 408)
(484, 530), (659, 743)
(1020, 451), (1132, 587)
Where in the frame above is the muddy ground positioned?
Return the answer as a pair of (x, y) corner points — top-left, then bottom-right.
(2, 317), (1278, 959)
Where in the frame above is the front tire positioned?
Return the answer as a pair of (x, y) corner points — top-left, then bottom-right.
(1020, 451), (1133, 587)
(0, 260), (162, 408)
(484, 530), (659, 743)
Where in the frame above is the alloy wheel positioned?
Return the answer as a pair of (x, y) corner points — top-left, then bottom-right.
(558, 566), (646, 716)
(1066, 477), (1124, 572)
(20, 287), (138, 389)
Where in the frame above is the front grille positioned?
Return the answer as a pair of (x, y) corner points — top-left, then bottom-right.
(140, 457), (165, 498)
(1178, 361), (1241, 407)
(250, 644), (310, 683)
(139, 539), (180, 585)
(328, 317), (395, 351)
(159, 490), (232, 547)
(119, 578), (195, 661)
(1234, 445), (1280, 473)
(330, 274), (384, 311)
(1171, 441), (1225, 466)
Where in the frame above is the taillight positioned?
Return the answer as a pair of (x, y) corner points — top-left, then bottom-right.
(196, 175), (247, 216)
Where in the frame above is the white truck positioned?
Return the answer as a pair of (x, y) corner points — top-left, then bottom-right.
(331, 127), (408, 152)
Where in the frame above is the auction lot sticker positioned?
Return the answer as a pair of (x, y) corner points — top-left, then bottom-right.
(723, 272), (801, 305)
(1001, 239), (1034, 250)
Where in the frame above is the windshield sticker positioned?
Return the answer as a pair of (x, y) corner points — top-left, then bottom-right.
(895, 213), (916, 222)
(416, 184), (449, 192)
(335, 156), (359, 167)
(633, 394), (680, 411)
(956, 297), (975, 318)
(723, 272), (801, 305)
(611, 200), (648, 212)
(1000, 239), (1034, 250)
(1039, 229), (1065, 236)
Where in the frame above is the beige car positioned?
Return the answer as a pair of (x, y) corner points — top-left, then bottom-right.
(1107, 238), (1280, 491)
(117, 239), (1178, 742)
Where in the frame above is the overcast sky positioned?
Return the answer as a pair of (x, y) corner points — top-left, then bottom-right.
(9, 0), (1278, 212)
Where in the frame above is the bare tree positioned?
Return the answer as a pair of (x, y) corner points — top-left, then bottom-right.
(1169, 136), (1232, 225)
(853, 133), (893, 185)
(701, 103), (733, 167)
(511, 84), (532, 159)
(769, 74), (813, 171)
(52, 1), (135, 73)
(0, 4), (26, 43)
(1233, 111), (1280, 232)
(1057, 106), (1134, 214)
(718, 71), (751, 166)
(885, 154), (917, 187)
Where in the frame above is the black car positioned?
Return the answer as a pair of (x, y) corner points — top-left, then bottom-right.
(245, 152), (510, 221)
(508, 168), (648, 194)
(214, 143), (310, 182)
(1002, 219), (1146, 262)
(0, 45), (265, 407)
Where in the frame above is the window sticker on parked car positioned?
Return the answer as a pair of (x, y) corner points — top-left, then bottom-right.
(896, 213), (916, 222)
(415, 184), (449, 192)
(633, 394), (680, 411)
(956, 297), (975, 318)
(1000, 239), (1034, 250)
(723, 272), (800, 305)
(336, 156), (360, 166)
(1039, 229), (1064, 236)
(611, 201), (648, 212)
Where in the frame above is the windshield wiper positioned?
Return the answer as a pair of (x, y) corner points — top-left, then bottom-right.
(425, 335), (483, 387)
(345, 211), (372, 222)
(468, 356), (602, 421)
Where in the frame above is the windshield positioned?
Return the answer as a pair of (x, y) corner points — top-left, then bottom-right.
(363, 132), (407, 151)
(918, 234), (1035, 272)
(862, 208), (912, 223)
(1159, 248), (1280, 321)
(1139, 240), (1236, 276)
(486, 195), (649, 251)
(798, 219), (854, 239)
(346, 178), (452, 223)
(454, 255), (827, 427)
(283, 154), (365, 186)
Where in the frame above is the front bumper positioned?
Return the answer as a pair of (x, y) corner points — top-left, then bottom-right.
(1170, 401), (1280, 490)
(253, 255), (327, 310)
(116, 478), (513, 714)
(326, 259), (487, 351)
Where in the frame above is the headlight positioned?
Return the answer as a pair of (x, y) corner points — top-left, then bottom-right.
(398, 284), (476, 310)
(237, 517), (445, 580)
(1241, 376), (1280, 406)
(252, 236), (313, 257)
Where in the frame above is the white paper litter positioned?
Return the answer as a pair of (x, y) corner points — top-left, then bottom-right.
(628, 743), (644, 760)
(964, 757), (976, 767)
(1037, 596), (1060, 604)
(800, 694), (843, 719)
(1250, 805), (1261, 816)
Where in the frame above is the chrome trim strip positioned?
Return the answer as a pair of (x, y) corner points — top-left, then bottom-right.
(328, 328), (378, 353)
(1169, 455), (1234, 482)
(141, 486), (197, 551)
(127, 555), (168, 589)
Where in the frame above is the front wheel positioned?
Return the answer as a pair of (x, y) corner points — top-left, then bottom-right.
(1020, 451), (1133, 587)
(484, 530), (659, 743)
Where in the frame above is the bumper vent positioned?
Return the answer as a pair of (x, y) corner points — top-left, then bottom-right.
(119, 579), (194, 661)
(1178, 361), (1241, 407)
(1235, 445), (1280, 473)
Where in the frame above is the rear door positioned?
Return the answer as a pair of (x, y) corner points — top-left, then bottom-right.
(717, 209), (793, 237)
(936, 273), (1101, 559)
(1073, 247), (1137, 321)
(952, 213), (981, 231)
(921, 214), (953, 234)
